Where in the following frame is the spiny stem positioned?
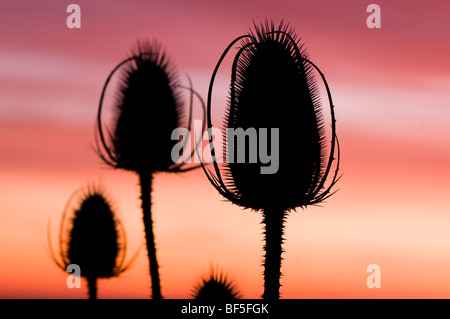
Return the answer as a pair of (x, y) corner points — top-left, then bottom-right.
(262, 209), (286, 301)
(139, 172), (162, 299)
(87, 277), (97, 300)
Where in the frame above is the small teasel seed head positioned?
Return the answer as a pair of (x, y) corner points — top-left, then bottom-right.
(54, 186), (128, 279)
(192, 265), (241, 300)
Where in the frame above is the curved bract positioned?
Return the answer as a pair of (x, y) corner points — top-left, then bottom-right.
(203, 20), (340, 211)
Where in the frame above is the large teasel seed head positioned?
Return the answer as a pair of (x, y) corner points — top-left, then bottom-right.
(204, 20), (340, 211)
(225, 22), (325, 211)
(202, 20), (340, 300)
(96, 41), (184, 174)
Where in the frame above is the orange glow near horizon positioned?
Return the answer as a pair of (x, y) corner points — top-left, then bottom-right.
(1, 0), (450, 299)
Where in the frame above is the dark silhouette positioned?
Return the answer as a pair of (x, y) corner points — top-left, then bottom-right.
(96, 41), (204, 299)
(48, 186), (133, 299)
(202, 20), (340, 300)
(192, 265), (241, 300)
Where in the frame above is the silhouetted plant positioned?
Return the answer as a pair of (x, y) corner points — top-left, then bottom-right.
(202, 21), (340, 300)
(48, 186), (132, 299)
(96, 41), (204, 299)
(192, 265), (241, 300)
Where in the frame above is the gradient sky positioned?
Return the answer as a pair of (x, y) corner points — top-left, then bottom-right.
(1, 0), (450, 299)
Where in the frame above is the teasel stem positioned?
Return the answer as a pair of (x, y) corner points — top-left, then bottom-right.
(139, 172), (162, 300)
(262, 209), (286, 301)
(87, 277), (97, 300)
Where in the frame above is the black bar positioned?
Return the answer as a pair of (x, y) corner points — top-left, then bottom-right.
(0, 299), (446, 318)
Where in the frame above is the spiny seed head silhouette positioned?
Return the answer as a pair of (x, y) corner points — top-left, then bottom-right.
(95, 40), (205, 299)
(96, 41), (185, 174)
(68, 191), (120, 278)
(192, 266), (241, 300)
(48, 186), (129, 280)
(203, 20), (340, 212)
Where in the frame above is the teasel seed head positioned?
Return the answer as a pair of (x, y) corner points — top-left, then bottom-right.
(192, 265), (241, 300)
(48, 186), (131, 281)
(203, 20), (340, 212)
(96, 40), (205, 174)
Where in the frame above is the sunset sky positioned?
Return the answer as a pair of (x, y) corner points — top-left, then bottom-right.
(1, 0), (450, 299)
